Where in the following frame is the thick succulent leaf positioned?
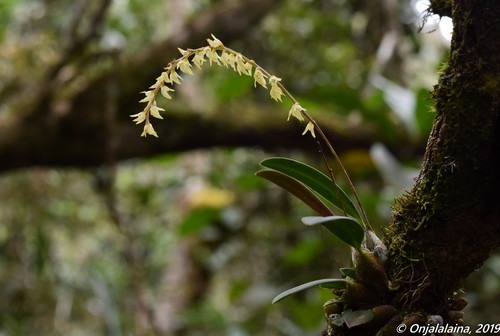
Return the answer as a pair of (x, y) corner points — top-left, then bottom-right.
(260, 157), (361, 222)
(333, 309), (374, 328)
(272, 279), (347, 304)
(301, 216), (364, 249)
(256, 169), (334, 217)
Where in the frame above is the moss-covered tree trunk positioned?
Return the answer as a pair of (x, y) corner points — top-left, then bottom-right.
(384, 0), (500, 329)
(325, 1), (500, 335)
(386, 0), (500, 309)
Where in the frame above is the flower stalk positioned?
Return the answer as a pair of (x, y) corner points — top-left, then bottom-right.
(133, 34), (370, 229)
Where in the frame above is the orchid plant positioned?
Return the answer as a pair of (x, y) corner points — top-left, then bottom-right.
(133, 35), (398, 334)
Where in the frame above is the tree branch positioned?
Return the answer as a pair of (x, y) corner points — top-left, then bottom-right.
(0, 0), (284, 173)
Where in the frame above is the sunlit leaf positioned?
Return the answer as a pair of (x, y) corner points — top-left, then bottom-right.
(301, 216), (364, 249)
(260, 158), (361, 222)
(272, 278), (347, 304)
(256, 169), (334, 217)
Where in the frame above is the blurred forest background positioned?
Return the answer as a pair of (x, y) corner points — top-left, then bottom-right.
(0, 0), (498, 335)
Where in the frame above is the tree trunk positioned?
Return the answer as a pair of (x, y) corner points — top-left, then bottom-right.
(324, 1), (499, 335)
(386, 0), (500, 313)
(384, 0), (500, 325)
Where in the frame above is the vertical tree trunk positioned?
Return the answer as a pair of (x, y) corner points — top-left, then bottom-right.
(385, 0), (500, 318)
(323, 2), (499, 335)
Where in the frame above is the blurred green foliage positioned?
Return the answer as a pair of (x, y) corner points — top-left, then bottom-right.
(0, 149), (345, 335)
(1, 147), (497, 335)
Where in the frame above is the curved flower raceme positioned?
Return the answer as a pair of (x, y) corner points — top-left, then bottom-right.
(133, 34), (315, 138)
(132, 35), (371, 275)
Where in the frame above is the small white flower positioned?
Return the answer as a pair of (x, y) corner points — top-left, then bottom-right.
(177, 58), (194, 75)
(141, 123), (158, 137)
(178, 48), (188, 56)
(207, 49), (221, 66)
(150, 105), (165, 119)
(235, 54), (252, 76)
(253, 68), (267, 88)
(160, 85), (174, 99)
(302, 121), (316, 138)
(287, 103), (305, 122)
(169, 69), (183, 84)
(220, 52), (236, 70)
(245, 61), (253, 74)
(130, 111), (147, 124)
(149, 81), (161, 89)
(207, 34), (223, 48)
(269, 76), (284, 102)
(139, 91), (154, 103)
(156, 72), (169, 84)
(192, 51), (206, 69)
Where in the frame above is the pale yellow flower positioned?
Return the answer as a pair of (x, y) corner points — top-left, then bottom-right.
(149, 81), (161, 89)
(220, 52), (236, 70)
(235, 54), (252, 76)
(192, 50), (206, 69)
(207, 49), (221, 66)
(169, 69), (183, 84)
(178, 48), (188, 56)
(150, 105), (165, 119)
(302, 121), (316, 138)
(160, 85), (174, 99)
(130, 111), (147, 124)
(207, 34), (223, 48)
(269, 76), (284, 102)
(287, 103), (305, 122)
(155, 72), (169, 84)
(253, 67), (267, 88)
(139, 90), (154, 103)
(177, 58), (194, 75)
(141, 123), (158, 137)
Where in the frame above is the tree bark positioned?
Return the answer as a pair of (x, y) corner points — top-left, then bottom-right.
(385, 0), (500, 319)
(324, 1), (499, 334)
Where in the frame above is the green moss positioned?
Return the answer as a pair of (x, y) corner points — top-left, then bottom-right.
(480, 73), (500, 94)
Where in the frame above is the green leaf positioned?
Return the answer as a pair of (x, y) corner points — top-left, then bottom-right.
(256, 169), (334, 217)
(340, 268), (357, 279)
(272, 278), (347, 304)
(260, 157), (361, 222)
(333, 309), (374, 328)
(301, 216), (364, 249)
